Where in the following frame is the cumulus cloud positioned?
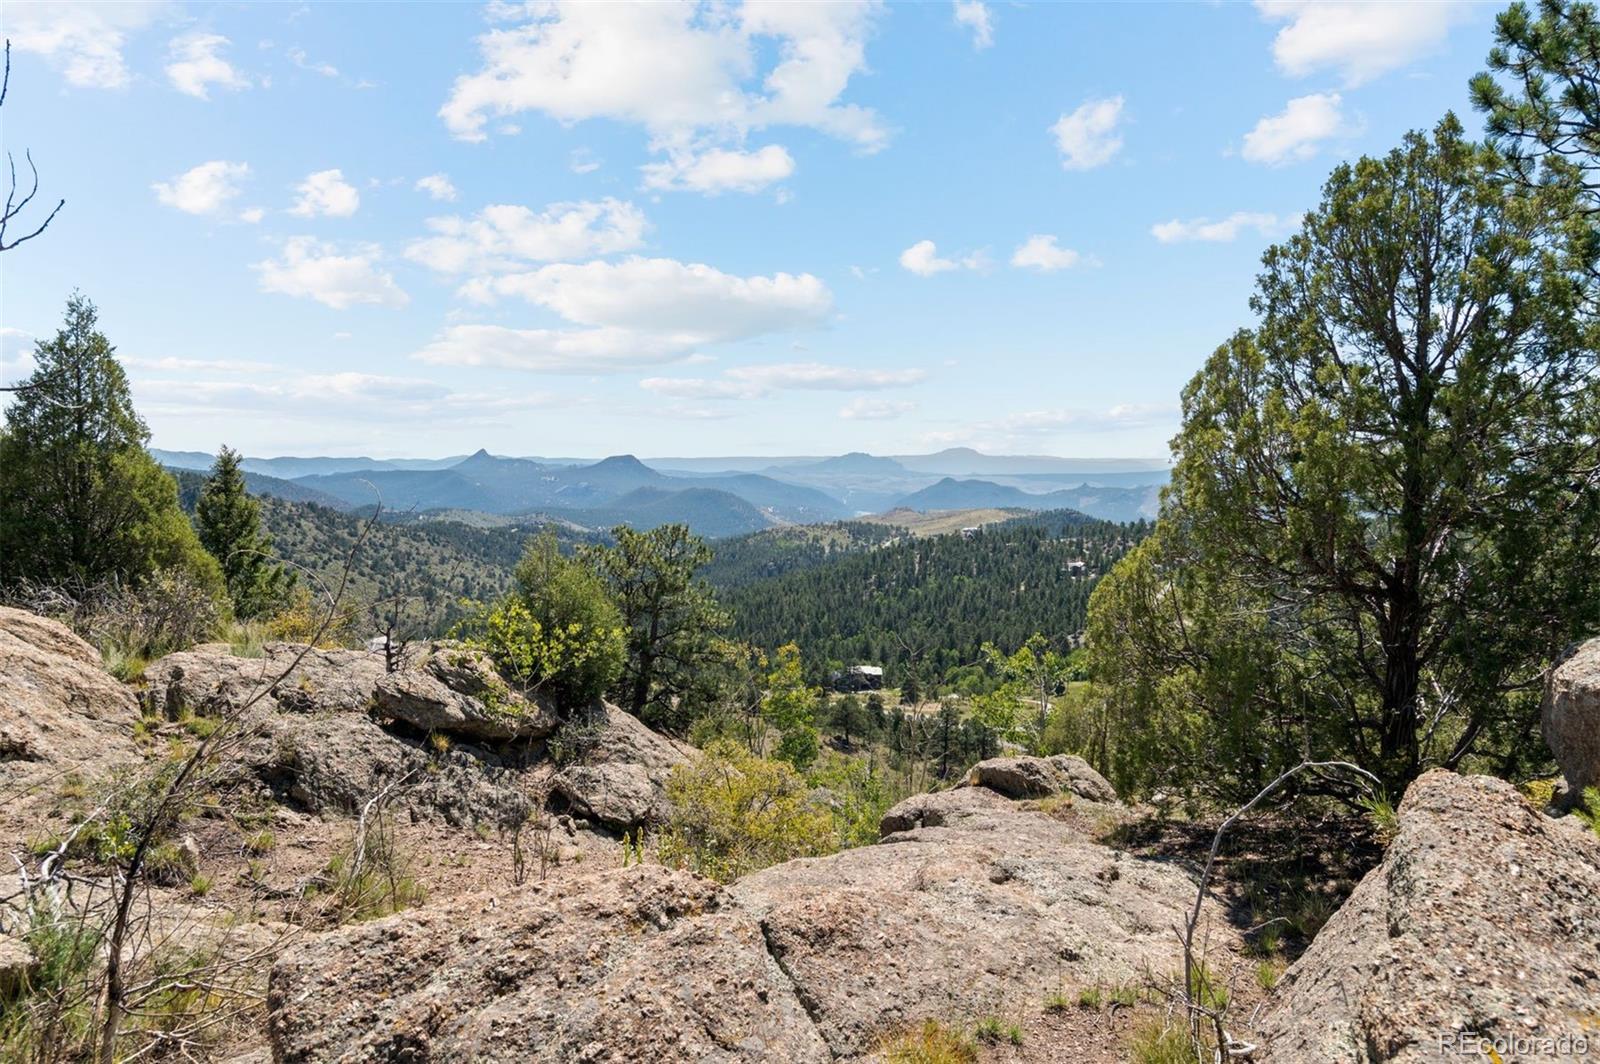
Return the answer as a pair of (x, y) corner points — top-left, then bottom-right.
(166, 32), (251, 99)
(414, 173), (458, 202)
(953, 1), (993, 49)
(1256, 0), (1475, 87)
(899, 240), (987, 277)
(640, 145), (795, 195)
(839, 397), (915, 420)
(1151, 211), (1282, 244)
(459, 257), (833, 345)
(1241, 93), (1353, 165)
(4, 1), (167, 90)
(1010, 234), (1084, 272)
(254, 237), (409, 309)
(289, 169), (361, 217)
(417, 255), (833, 375)
(439, 2), (884, 196)
(1051, 95), (1124, 171)
(406, 199), (648, 274)
(412, 325), (686, 374)
(152, 160), (252, 218)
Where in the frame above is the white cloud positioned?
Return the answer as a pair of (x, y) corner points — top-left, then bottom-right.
(418, 259), (833, 375)
(135, 370), (562, 424)
(239, 207), (265, 224)
(439, 1), (885, 194)
(166, 32), (251, 99)
(1, 328), (37, 384)
(953, 1), (993, 49)
(254, 237), (409, 310)
(460, 257), (834, 345)
(1241, 92), (1352, 165)
(1151, 211), (1282, 244)
(405, 199), (648, 274)
(4, 1), (167, 90)
(1256, 0), (1474, 87)
(152, 160), (252, 217)
(123, 355), (277, 373)
(414, 173), (459, 202)
(922, 403), (1180, 450)
(412, 325), (687, 374)
(729, 361), (924, 391)
(899, 239), (986, 277)
(569, 148), (603, 174)
(640, 145), (795, 195)
(1010, 234), (1083, 272)
(287, 46), (339, 78)
(1051, 95), (1124, 171)
(840, 397), (914, 420)
(289, 169), (361, 217)
(641, 361), (924, 401)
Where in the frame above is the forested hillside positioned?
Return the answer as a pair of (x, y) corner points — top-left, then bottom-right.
(172, 470), (572, 631)
(720, 517), (1147, 684)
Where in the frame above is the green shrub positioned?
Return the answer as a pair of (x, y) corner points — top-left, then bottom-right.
(469, 595), (623, 713)
(658, 740), (836, 883)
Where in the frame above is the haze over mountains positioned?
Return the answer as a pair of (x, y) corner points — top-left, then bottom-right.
(152, 447), (1166, 537)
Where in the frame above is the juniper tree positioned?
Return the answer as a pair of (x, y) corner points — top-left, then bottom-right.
(0, 294), (221, 597)
(1090, 118), (1600, 801)
(195, 446), (291, 618)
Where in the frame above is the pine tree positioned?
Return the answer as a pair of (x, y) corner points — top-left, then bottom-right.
(195, 446), (291, 618)
(0, 293), (222, 596)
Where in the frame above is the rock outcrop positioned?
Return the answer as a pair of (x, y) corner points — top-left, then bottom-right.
(267, 754), (1225, 1061)
(1545, 637), (1600, 802)
(1259, 771), (1600, 1062)
(372, 644), (559, 741)
(141, 642), (390, 719)
(964, 753), (1117, 802)
(551, 703), (696, 829)
(267, 866), (831, 1064)
(0, 606), (139, 780)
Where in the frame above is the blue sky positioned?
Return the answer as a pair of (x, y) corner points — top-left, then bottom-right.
(1, 0), (1501, 459)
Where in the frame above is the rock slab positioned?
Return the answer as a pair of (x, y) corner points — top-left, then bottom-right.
(1545, 637), (1600, 802)
(1259, 771), (1600, 1062)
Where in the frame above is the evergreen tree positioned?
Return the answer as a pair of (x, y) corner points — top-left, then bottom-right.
(582, 523), (728, 730)
(0, 293), (222, 597)
(1090, 118), (1600, 801)
(196, 446), (291, 618)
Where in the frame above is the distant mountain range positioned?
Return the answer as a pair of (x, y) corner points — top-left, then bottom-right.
(153, 447), (1165, 536)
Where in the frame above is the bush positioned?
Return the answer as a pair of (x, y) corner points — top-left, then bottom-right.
(469, 596), (624, 712)
(5, 568), (224, 672)
(658, 740), (836, 883)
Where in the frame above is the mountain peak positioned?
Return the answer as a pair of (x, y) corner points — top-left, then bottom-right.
(591, 454), (650, 471)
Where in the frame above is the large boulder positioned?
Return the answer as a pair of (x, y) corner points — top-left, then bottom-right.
(141, 642), (390, 718)
(965, 753), (1117, 803)
(1544, 637), (1600, 802)
(267, 865), (830, 1064)
(372, 644), (558, 741)
(1259, 771), (1600, 1062)
(0, 606), (140, 779)
(551, 704), (696, 829)
(734, 794), (1211, 1058)
(267, 781), (1225, 1062)
(244, 712), (533, 826)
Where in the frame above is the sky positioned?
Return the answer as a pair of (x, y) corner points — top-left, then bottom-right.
(0, 0), (1505, 460)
